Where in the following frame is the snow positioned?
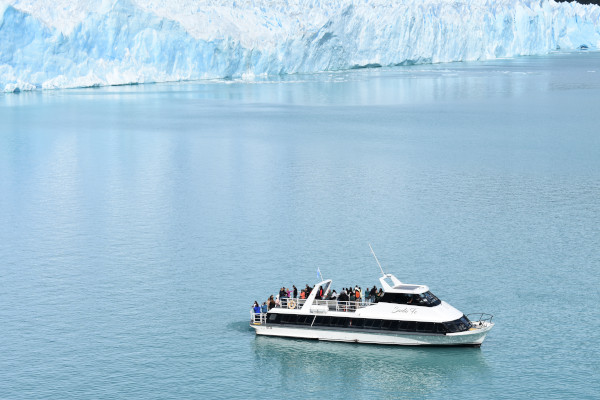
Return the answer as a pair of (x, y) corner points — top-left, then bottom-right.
(1, 0), (600, 91)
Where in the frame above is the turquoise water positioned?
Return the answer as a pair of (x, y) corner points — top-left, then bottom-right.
(1, 52), (599, 399)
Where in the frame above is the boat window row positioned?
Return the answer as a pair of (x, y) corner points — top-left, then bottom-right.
(267, 313), (472, 333)
(379, 291), (441, 307)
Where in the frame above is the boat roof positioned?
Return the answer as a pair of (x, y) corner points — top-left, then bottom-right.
(379, 274), (429, 294)
(305, 275), (429, 295)
(386, 284), (429, 294)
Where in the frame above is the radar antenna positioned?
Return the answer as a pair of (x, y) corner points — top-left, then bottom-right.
(369, 243), (386, 277)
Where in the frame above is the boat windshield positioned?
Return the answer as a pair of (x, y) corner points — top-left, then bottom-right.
(379, 291), (441, 307)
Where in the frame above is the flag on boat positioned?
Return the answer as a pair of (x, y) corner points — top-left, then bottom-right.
(317, 267), (322, 281)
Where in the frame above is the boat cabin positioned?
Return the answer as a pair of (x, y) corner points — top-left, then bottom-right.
(378, 274), (441, 307)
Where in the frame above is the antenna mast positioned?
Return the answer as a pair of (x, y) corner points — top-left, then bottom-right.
(369, 243), (386, 277)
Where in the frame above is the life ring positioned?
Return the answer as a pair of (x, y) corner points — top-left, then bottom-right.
(288, 300), (297, 309)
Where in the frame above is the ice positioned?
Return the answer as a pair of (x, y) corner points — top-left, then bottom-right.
(1, 0), (600, 91)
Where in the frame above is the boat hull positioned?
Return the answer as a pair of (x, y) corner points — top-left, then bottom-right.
(251, 323), (493, 346)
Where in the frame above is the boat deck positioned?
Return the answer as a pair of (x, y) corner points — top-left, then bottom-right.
(251, 298), (374, 325)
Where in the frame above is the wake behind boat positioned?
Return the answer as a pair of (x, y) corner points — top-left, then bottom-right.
(250, 273), (494, 346)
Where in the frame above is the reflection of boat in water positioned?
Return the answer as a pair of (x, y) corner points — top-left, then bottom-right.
(251, 252), (494, 346)
(252, 334), (490, 396)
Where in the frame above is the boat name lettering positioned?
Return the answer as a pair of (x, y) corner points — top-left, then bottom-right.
(392, 306), (417, 314)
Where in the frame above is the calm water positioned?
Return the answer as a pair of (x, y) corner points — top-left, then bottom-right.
(1, 51), (599, 399)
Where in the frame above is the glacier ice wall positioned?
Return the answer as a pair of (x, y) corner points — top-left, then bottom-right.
(1, 0), (600, 91)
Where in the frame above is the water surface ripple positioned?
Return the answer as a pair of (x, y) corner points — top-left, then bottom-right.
(1, 52), (599, 399)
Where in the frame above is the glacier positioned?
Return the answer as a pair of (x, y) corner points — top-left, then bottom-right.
(1, 0), (600, 92)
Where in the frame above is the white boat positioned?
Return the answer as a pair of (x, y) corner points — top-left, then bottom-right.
(250, 273), (494, 347)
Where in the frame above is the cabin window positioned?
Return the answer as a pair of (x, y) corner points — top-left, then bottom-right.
(456, 315), (472, 331)
(314, 316), (331, 326)
(379, 291), (441, 307)
(416, 322), (435, 333)
(416, 291), (441, 306)
(444, 315), (472, 333)
(330, 317), (346, 327)
(393, 321), (444, 333)
(459, 315), (472, 328)
(349, 318), (364, 328)
(363, 319), (375, 328)
(269, 313), (461, 335)
(268, 313), (280, 323)
(380, 293), (408, 304)
(436, 323), (447, 334)
(381, 320), (393, 330)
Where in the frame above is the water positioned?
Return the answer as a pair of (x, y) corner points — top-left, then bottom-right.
(1, 51), (599, 399)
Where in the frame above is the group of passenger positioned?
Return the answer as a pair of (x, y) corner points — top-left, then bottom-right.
(252, 283), (386, 314)
(333, 285), (384, 303)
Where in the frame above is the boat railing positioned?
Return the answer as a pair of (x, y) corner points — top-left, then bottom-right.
(250, 311), (268, 325)
(251, 298), (376, 325)
(278, 297), (374, 312)
(314, 299), (374, 312)
(279, 298), (307, 309)
(467, 313), (494, 325)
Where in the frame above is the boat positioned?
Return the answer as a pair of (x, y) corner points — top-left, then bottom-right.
(250, 272), (494, 346)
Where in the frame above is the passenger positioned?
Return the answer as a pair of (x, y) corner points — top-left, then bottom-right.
(275, 294), (280, 307)
(253, 301), (261, 314)
(300, 290), (306, 300)
(370, 286), (377, 302)
(286, 287), (291, 298)
(268, 296), (276, 310)
(261, 302), (268, 314)
(330, 290), (338, 300)
(338, 290), (349, 310)
(339, 290), (349, 302)
(293, 285), (298, 298)
(407, 295), (413, 304)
